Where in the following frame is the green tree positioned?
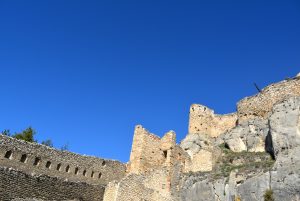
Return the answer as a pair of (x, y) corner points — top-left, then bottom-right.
(12, 127), (36, 142)
(41, 139), (53, 147)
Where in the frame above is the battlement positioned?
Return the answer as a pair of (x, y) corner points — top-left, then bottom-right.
(0, 134), (126, 185)
(188, 104), (238, 137)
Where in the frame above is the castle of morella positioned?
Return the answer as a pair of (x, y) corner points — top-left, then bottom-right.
(1, 74), (300, 201)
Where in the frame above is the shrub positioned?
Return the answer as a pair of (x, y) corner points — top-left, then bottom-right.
(264, 189), (274, 201)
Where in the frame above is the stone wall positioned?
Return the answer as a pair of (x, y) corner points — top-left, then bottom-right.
(0, 135), (126, 185)
(237, 76), (300, 123)
(104, 167), (182, 201)
(0, 166), (104, 201)
(127, 125), (188, 174)
(189, 104), (237, 137)
(106, 125), (189, 201)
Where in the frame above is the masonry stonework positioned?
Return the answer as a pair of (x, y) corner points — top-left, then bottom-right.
(237, 77), (300, 123)
(0, 135), (125, 185)
(0, 166), (104, 201)
(189, 104), (237, 137)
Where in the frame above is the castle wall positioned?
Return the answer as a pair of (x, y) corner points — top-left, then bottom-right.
(189, 104), (237, 137)
(237, 77), (300, 123)
(0, 135), (126, 185)
(127, 125), (162, 174)
(0, 166), (104, 201)
(185, 149), (213, 172)
(104, 170), (174, 201)
(127, 125), (189, 174)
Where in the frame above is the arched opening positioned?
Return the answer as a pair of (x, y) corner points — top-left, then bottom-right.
(102, 161), (106, 166)
(4, 150), (12, 159)
(20, 154), (27, 163)
(98, 172), (102, 179)
(91, 171), (94, 178)
(163, 150), (168, 159)
(45, 161), (51, 169)
(33, 157), (41, 166)
(57, 163), (61, 171)
(83, 170), (86, 176)
(75, 167), (79, 175)
(66, 165), (70, 173)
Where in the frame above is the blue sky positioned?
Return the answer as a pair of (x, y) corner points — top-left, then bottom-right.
(0, 0), (299, 162)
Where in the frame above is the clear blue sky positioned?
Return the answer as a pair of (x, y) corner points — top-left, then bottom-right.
(0, 0), (299, 162)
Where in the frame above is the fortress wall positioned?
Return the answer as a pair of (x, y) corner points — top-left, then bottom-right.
(127, 125), (188, 175)
(0, 135), (126, 185)
(237, 77), (300, 123)
(127, 125), (167, 174)
(0, 166), (104, 201)
(104, 171), (173, 201)
(189, 104), (237, 137)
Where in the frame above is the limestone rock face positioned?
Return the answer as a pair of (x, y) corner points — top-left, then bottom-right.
(181, 177), (226, 201)
(180, 134), (215, 172)
(268, 96), (300, 200)
(269, 96), (300, 157)
(236, 172), (270, 201)
(180, 134), (212, 156)
(221, 118), (269, 153)
(181, 96), (300, 201)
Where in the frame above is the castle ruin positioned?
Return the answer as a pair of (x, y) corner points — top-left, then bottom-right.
(1, 74), (300, 201)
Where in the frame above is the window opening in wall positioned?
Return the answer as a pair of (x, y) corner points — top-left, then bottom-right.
(20, 154), (27, 163)
(83, 170), (86, 176)
(91, 171), (94, 178)
(4, 150), (12, 159)
(57, 163), (61, 171)
(102, 161), (106, 166)
(163, 150), (168, 159)
(66, 165), (70, 173)
(75, 167), (79, 175)
(45, 161), (51, 169)
(98, 172), (102, 179)
(33, 157), (41, 166)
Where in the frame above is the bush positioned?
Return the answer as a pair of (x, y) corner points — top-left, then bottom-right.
(264, 189), (274, 201)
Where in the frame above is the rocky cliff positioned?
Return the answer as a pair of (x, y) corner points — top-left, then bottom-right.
(179, 75), (300, 201)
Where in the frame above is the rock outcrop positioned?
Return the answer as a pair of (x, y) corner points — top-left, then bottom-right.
(180, 95), (300, 201)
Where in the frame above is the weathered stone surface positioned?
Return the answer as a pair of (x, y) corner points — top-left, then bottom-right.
(269, 96), (300, 157)
(180, 133), (212, 156)
(237, 75), (300, 123)
(221, 118), (269, 153)
(181, 177), (226, 201)
(237, 172), (270, 201)
(0, 166), (104, 201)
(267, 96), (300, 200)
(0, 135), (125, 186)
(189, 104), (237, 137)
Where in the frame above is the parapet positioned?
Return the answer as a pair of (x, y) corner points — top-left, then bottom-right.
(188, 104), (237, 137)
(237, 75), (300, 123)
(0, 134), (126, 185)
